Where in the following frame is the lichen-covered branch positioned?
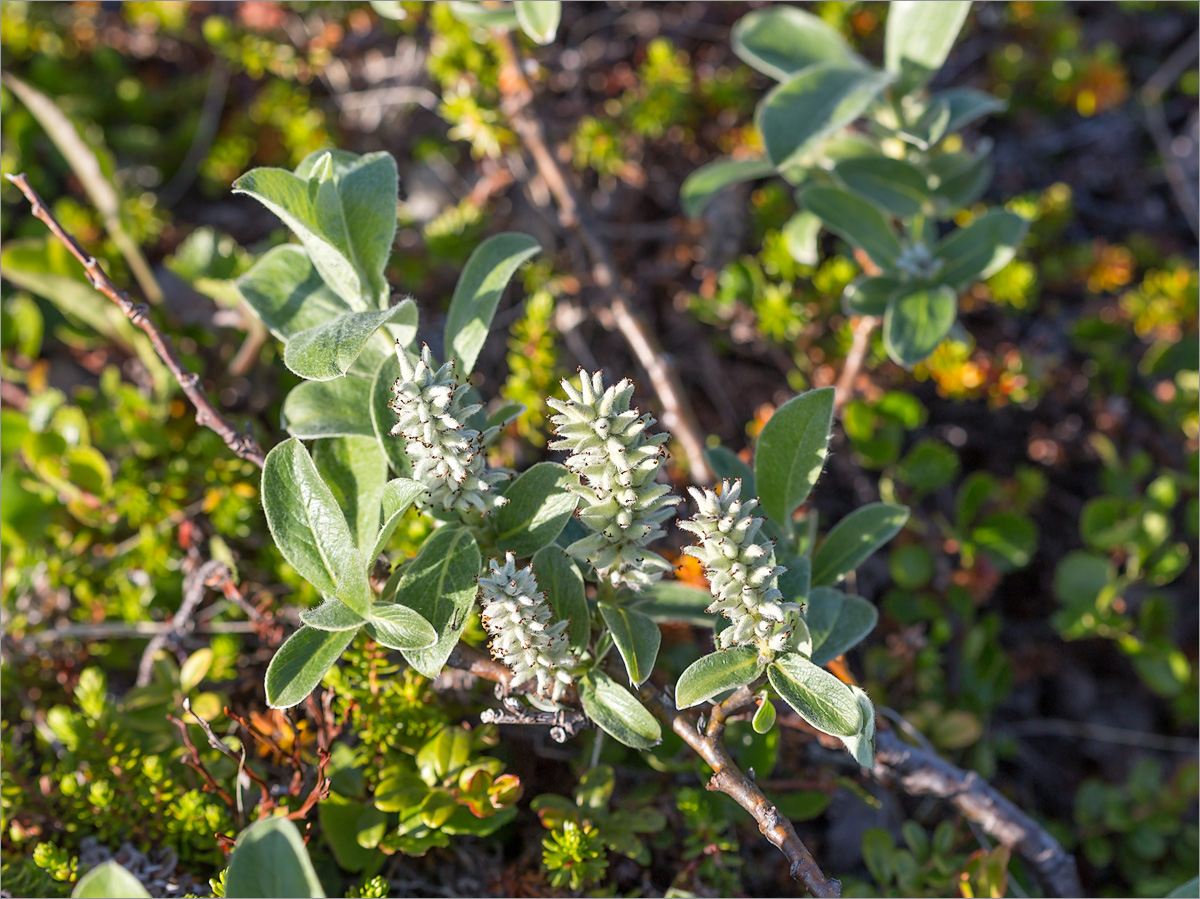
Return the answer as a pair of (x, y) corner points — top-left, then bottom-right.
(4, 172), (266, 468)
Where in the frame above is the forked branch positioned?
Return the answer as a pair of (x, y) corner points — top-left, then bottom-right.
(4, 173), (267, 468)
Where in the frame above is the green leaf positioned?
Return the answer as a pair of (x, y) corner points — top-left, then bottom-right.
(394, 528), (481, 677)
(444, 233), (540, 375)
(578, 670), (661, 749)
(842, 276), (902, 317)
(312, 436), (388, 559)
(885, 1), (972, 96)
(301, 597), (368, 631)
(972, 511), (1037, 572)
(752, 697), (777, 734)
(447, 0), (518, 28)
(515, 0), (560, 44)
(266, 626), (355, 709)
(936, 87), (1006, 133)
(1165, 876), (1200, 898)
(598, 602), (661, 687)
(767, 653), (863, 737)
(680, 157), (776, 219)
(282, 378), (375, 439)
(234, 152), (397, 308)
(531, 546), (590, 653)
(283, 301), (416, 381)
(930, 142), (994, 214)
(368, 602), (438, 651)
(225, 816), (326, 897)
(897, 438), (959, 494)
(319, 797), (382, 872)
(805, 587), (879, 666)
(754, 387), (835, 529)
(782, 209), (823, 266)
(72, 861), (151, 899)
(731, 5), (856, 81)
(812, 503), (910, 586)
(883, 285), (957, 368)
(705, 446), (756, 495)
(835, 158), (931, 219)
(262, 438), (372, 615)
(492, 462), (578, 557)
(778, 554), (812, 604)
(757, 63), (894, 170)
(631, 581), (717, 627)
(838, 685), (877, 767)
(1080, 496), (1139, 550)
(934, 210), (1028, 289)
(235, 244), (350, 340)
(369, 0), (407, 19)
(369, 351), (412, 475)
(674, 646), (764, 708)
(800, 186), (903, 270)
(369, 478), (426, 562)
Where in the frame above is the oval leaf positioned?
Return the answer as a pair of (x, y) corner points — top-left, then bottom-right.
(282, 378), (375, 439)
(754, 387), (835, 529)
(838, 685), (877, 767)
(883, 285), (957, 368)
(72, 862), (151, 899)
(885, 1), (972, 96)
(934, 210), (1028, 289)
(301, 597), (368, 632)
(842, 276), (902, 317)
(767, 653), (863, 737)
(394, 527), (481, 678)
(812, 503), (910, 586)
(369, 602), (438, 651)
(674, 646), (764, 709)
(266, 626), (356, 709)
(752, 697), (777, 734)
(369, 351), (412, 476)
(369, 477), (426, 562)
(805, 587), (879, 666)
(236, 244), (350, 341)
(283, 301), (416, 381)
(631, 581), (717, 628)
(312, 436), (388, 559)
(835, 158), (931, 219)
(515, 0), (560, 44)
(800, 186), (903, 270)
(598, 602), (661, 687)
(532, 545), (590, 653)
(732, 5), (855, 81)
(444, 233), (540, 375)
(225, 816), (326, 898)
(492, 462), (578, 557)
(262, 438), (372, 615)
(757, 63), (894, 170)
(783, 209), (823, 266)
(680, 157), (775, 219)
(578, 670), (661, 749)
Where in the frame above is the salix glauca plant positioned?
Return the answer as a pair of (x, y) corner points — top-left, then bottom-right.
(232, 146), (905, 841)
(682, 0), (1030, 368)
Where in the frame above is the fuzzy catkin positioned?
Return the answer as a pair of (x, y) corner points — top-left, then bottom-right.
(679, 479), (802, 655)
(547, 371), (680, 590)
(389, 343), (508, 514)
(477, 553), (577, 701)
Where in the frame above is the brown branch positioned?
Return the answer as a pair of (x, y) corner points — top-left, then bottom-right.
(834, 316), (879, 411)
(871, 729), (1081, 897)
(490, 33), (713, 484)
(137, 559), (230, 686)
(3, 173), (267, 468)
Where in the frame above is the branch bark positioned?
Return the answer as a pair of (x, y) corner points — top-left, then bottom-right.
(490, 32), (713, 484)
(4, 173), (267, 468)
(871, 729), (1082, 897)
(834, 316), (879, 411)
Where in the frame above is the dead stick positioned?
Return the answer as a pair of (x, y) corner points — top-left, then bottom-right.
(491, 33), (713, 484)
(4, 173), (266, 468)
(834, 316), (880, 411)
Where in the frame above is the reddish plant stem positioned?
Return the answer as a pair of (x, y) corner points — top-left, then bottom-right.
(834, 316), (880, 411)
(4, 173), (267, 468)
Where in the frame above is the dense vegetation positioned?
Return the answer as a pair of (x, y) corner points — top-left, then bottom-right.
(1, 2), (1196, 897)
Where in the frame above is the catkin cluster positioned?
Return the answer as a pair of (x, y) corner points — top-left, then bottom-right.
(547, 371), (680, 590)
(680, 479), (801, 656)
(477, 553), (577, 701)
(389, 343), (507, 514)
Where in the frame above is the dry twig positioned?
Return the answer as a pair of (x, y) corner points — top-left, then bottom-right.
(490, 32), (713, 484)
(136, 559), (230, 686)
(834, 316), (880, 410)
(4, 173), (267, 468)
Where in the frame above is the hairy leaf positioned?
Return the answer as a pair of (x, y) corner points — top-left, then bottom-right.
(492, 462), (578, 557)
(883, 286), (957, 368)
(531, 545), (590, 653)
(265, 626), (355, 709)
(599, 602), (661, 687)
(805, 587), (879, 665)
(885, 1), (972, 96)
(732, 5), (856, 81)
(283, 301), (416, 381)
(515, 0), (560, 44)
(674, 646), (764, 708)
(768, 653), (863, 737)
(812, 503), (910, 586)
(754, 387), (835, 529)
(800, 186), (903, 270)
(578, 670), (661, 749)
(680, 157), (775, 219)
(282, 378), (375, 439)
(394, 528), (481, 678)
(312, 436), (388, 559)
(225, 817), (326, 897)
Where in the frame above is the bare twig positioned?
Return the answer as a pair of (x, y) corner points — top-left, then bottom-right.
(4, 173), (267, 468)
(137, 559), (230, 686)
(871, 729), (1082, 897)
(490, 32), (713, 484)
(480, 694), (590, 744)
(1140, 33), (1200, 240)
(834, 316), (880, 411)
(159, 61), (230, 208)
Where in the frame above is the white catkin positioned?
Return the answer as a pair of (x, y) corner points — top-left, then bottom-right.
(679, 479), (802, 656)
(547, 371), (680, 591)
(477, 553), (577, 701)
(389, 343), (508, 514)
